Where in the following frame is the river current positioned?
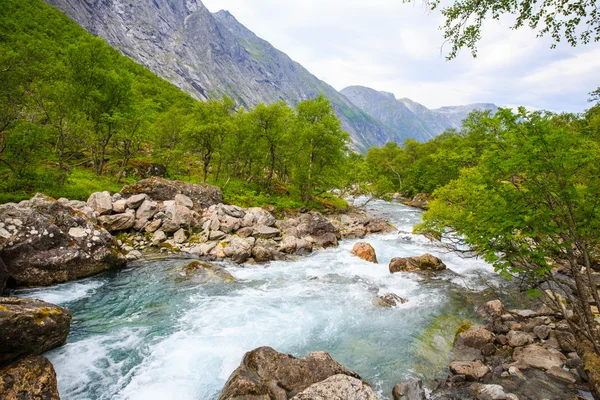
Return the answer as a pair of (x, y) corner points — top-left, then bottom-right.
(16, 199), (503, 400)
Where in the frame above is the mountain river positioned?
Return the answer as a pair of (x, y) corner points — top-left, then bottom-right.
(15, 199), (511, 400)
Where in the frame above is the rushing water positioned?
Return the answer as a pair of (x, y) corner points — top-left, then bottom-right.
(15, 200), (504, 400)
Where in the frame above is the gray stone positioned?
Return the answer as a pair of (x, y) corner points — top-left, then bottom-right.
(449, 361), (489, 381)
(174, 193), (194, 209)
(507, 330), (533, 347)
(87, 191), (113, 216)
(547, 366), (577, 384)
(456, 326), (494, 350)
(98, 212), (136, 232)
(471, 384), (507, 400)
(136, 200), (158, 221)
(252, 225), (281, 239)
(512, 344), (566, 370)
(112, 199), (128, 213)
(209, 231), (227, 241)
(145, 218), (162, 233)
(152, 230), (167, 246)
(292, 374), (378, 400)
(173, 229), (187, 244)
(126, 193), (147, 209)
(533, 324), (552, 340)
(392, 378), (426, 400)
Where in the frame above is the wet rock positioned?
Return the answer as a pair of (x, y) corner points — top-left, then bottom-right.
(0, 297), (71, 364)
(373, 293), (408, 308)
(0, 195), (125, 287)
(252, 226), (281, 239)
(351, 242), (377, 263)
(292, 374), (378, 400)
(136, 200), (158, 221)
(223, 237), (255, 264)
(456, 326), (494, 350)
(477, 300), (505, 320)
(189, 242), (218, 257)
(0, 355), (60, 399)
(98, 212), (136, 232)
(121, 177), (223, 212)
(389, 253), (446, 273)
(219, 346), (361, 400)
(125, 250), (142, 261)
(87, 191), (113, 215)
(547, 366), (577, 384)
(280, 236), (298, 254)
(449, 361), (490, 381)
(512, 344), (566, 370)
(252, 246), (275, 262)
(507, 330), (533, 347)
(392, 378), (426, 400)
(180, 261), (235, 283)
(126, 193), (147, 210)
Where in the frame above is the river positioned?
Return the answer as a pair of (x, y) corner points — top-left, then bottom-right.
(15, 199), (506, 399)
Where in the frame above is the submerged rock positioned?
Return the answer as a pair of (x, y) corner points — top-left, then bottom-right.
(292, 374), (378, 400)
(219, 346), (362, 400)
(180, 261), (235, 283)
(351, 242), (378, 263)
(389, 254), (446, 273)
(374, 293), (408, 308)
(0, 297), (71, 365)
(0, 194), (126, 287)
(0, 355), (60, 399)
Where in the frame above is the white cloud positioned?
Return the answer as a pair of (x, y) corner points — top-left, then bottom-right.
(202, 0), (600, 112)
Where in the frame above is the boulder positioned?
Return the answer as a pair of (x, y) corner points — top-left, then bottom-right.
(449, 361), (489, 381)
(221, 205), (246, 219)
(126, 193), (147, 210)
(0, 297), (71, 364)
(220, 216), (241, 234)
(507, 330), (533, 347)
(296, 212), (340, 240)
(112, 199), (128, 214)
(0, 258), (8, 296)
(136, 200), (158, 221)
(145, 218), (162, 233)
(373, 293), (408, 308)
(351, 242), (377, 263)
(252, 246), (275, 262)
(292, 374), (378, 400)
(219, 347), (361, 400)
(98, 212), (136, 232)
(470, 384), (508, 400)
(121, 177), (223, 212)
(243, 207), (276, 227)
(533, 325), (552, 340)
(222, 237), (255, 264)
(163, 205), (194, 232)
(280, 236), (298, 254)
(512, 344), (566, 370)
(151, 230), (167, 246)
(173, 229), (187, 244)
(174, 194), (194, 209)
(180, 261), (235, 283)
(389, 253), (446, 273)
(0, 195), (125, 287)
(392, 378), (426, 400)
(252, 226), (281, 239)
(0, 355), (60, 399)
(405, 193), (431, 210)
(477, 300), (505, 320)
(455, 326), (494, 350)
(86, 191), (112, 216)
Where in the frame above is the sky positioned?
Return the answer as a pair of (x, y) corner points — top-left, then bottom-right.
(201, 0), (600, 113)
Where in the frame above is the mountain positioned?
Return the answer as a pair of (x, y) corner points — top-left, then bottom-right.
(341, 86), (498, 143)
(44, 0), (393, 152)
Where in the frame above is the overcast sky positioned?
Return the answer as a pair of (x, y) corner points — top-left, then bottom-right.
(202, 0), (600, 112)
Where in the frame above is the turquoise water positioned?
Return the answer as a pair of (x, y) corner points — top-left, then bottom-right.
(16, 200), (499, 399)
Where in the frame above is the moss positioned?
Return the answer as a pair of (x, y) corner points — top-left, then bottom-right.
(0, 305), (7, 311)
(454, 323), (472, 344)
(32, 307), (62, 324)
(159, 242), (177, 252)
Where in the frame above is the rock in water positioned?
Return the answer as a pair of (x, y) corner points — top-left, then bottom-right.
(120, 177), (223, 212)
(180, 261), (235, 283)
(351, 242), (378, 263)
(374, 293), (408, 308)
(219, 346), (362, 400)
(392, 378), (426, 400)
(292, 374), (378, 400)
(0, 194), (126, 287)
(389, 253), (446, 273)
(0, 297), (71, 365)
(0, 355), (60, 400)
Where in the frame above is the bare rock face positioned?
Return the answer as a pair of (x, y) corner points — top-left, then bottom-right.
(120, 177), (223, 212)
(351, 242), (377, 263)
(389, 253), (446, 273)
(291, 374), (378, 400)
(219, 346), (362, 400)
(0, 297), (71, 365)
(0, 355), (60, 400)
(0, 194), (126, 287)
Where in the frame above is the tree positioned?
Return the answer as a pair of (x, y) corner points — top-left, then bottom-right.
(414, 0), (600, 59)
(416, 108), (600, 381)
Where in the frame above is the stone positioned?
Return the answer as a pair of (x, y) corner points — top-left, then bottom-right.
(0, 297), (71, 364)
(296, 212), (340, 239)
(351, 242), (378, 263)
(547, 366), (577, 384)
(279, 236), (298, 254)
(389, 253), (446, 273)
(136, 200), (158, 221)
(236, 227), (254, 238)
(533, 325), (552, 340)
(209, 231), (227, 241)
(152, 230), (167, 246)
(373, 293), (408, 308)
(174, 194), (194, 209)
(0, 356), (60, 399)
(98, 212), (136, 232)
(134, 217), (149, 231)
(292, 374), (378, 400)
(471, 384), (508, 400)
(315, 232), (338, 248)
(245, 207), (276, 227)
(126, 193), (147, 209)
(0, 258), (8, 296)
(449, 361), (489, 381)
(456, 326), (494, 350)
(405, 193), (431, 210)
(507, 330), (533, 347)
(252, 246), (275, 262)
(86, 191), (113, 215)
(121, 177), (223, 212)
(163, 204), (194, 230)
(477, 300), (505, 320)
(125, 250), (142, 261)
(223, 237), (255, 264)
(189, 242), (218, 257)
(220, 216), (241, 234)
(145, 218), (162, 233)
(0, 195), (125, 287)
(252, 225), (281, 239)
(173, 229), (187, 244)
(218, 346), (361, 400)
(450, 346), (484, 362)
(112, 199), (128, 213)
(392, 378), (426, 400)
(180, 261), (235, 283)
(512, 344), (566, 370)
(221, 204), (245, 219)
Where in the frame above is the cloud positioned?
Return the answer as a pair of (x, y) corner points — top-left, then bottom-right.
(201, 0), (600, 112)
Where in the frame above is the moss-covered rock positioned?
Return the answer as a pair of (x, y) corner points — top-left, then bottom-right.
(0, 355), (60, 400)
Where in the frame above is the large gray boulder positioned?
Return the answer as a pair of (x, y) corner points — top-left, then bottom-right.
(120, 177), (223, 211)
(219, 346), (362, 400)
(0, 297), (71, 365)
(296, 212), (340, 239)
(0, 355), (60, 399)
(86, 191), (113, 216)
(97, 212), (136, 232)
(0, 195), (126, 287)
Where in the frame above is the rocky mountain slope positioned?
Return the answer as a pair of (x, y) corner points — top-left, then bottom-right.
(341, 86), (498, 143)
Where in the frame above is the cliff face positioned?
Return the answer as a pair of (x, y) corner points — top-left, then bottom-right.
(44, 0), (392, 152)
